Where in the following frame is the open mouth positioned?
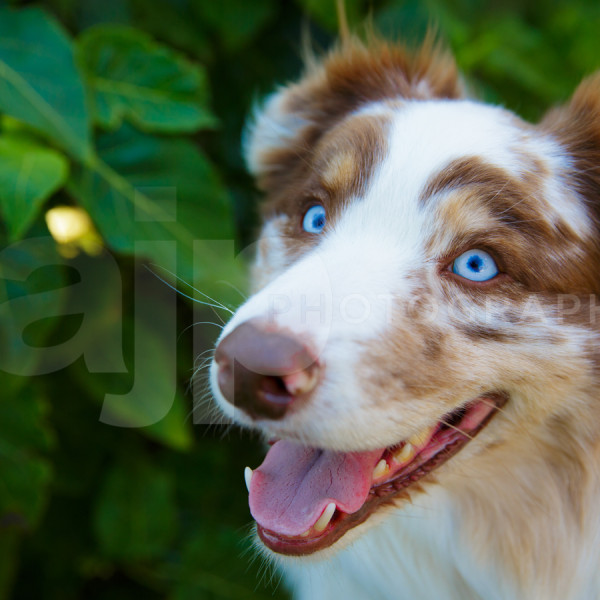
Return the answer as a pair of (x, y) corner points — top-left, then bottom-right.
(246, 394), (506, 556)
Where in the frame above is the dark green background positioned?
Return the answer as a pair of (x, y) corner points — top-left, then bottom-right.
(0, 0), (598, 598)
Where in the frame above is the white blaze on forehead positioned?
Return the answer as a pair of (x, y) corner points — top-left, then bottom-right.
(390, 100), (529, 180)
(349, 99), (591, 241)
(359, 99), (528, 191)
(332, 100), (524, 268)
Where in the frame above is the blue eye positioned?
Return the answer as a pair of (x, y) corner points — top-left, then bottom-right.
(302, 205), (326, 233)
(452, 249), (499, 282)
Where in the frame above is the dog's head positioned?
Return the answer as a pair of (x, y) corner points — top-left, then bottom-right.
(210, 38), (600, 558)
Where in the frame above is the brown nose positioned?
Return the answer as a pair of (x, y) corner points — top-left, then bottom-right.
(214, 319), (319, 420)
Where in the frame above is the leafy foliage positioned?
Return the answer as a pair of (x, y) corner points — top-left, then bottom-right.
(0, 135), (68, 240)
(78, 25), (217, 132)
(94, 460), (177, 561)
(0, 7), (92, 160)
(0, 0), (599, 599)
(0, 389), (54, 529)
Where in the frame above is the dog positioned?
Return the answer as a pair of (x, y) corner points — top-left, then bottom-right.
(209, 34), (600, 600)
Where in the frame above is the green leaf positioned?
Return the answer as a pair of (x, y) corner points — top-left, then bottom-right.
(191, 0), (276, 51)
(78, 25), (217, 133)
(0, 237), (67, 381)
(0, 135), (69, 240)
(94, 461), (176, 561)
(0, 389), (54, 530)
(0, 7), (92, 161)
(69, 124), (246, 307)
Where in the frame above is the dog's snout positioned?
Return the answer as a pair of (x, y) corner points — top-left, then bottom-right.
(214, 319), (319, 420)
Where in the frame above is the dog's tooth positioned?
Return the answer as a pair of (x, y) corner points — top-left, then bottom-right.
(283, 370), (318, 396)
(407, 425), (435, 449)
(299, 529), (311, 537)
(392, 443), (416, 465)
(314, 502), (336, 533)
(373, 459), (389, 480)
(244, 467), (253, 492)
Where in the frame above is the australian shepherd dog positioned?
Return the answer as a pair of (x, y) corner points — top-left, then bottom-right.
(209, 34), (600, 599)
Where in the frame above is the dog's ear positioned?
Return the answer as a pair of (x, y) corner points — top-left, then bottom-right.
(244, 38), (464, 192)
(243, 83), (314, 191)
(540, 73), (600, 220)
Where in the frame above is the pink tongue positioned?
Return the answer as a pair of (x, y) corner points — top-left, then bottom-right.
(249, 440), (383, 536)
